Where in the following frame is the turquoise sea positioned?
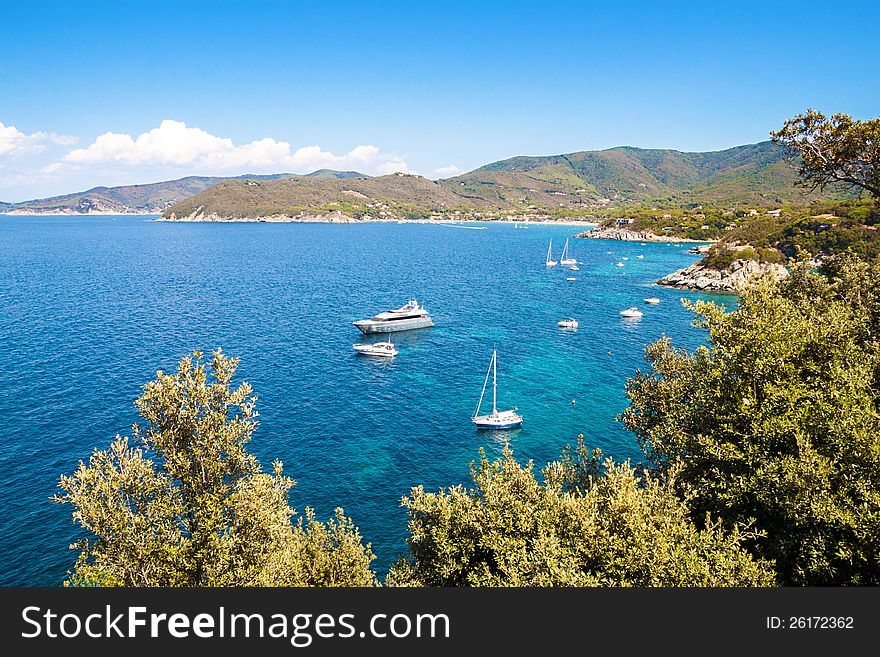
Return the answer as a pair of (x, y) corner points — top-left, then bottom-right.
(0, 215), (729, 585)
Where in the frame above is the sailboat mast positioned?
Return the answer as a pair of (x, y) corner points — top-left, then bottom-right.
(492, 349), (497, 415)
(474, 353), (492, 419)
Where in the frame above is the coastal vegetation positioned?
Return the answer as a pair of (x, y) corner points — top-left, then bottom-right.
(387, 442), (773, 587)
(53, 350), (376, 587)
(625, 258), (880, 585)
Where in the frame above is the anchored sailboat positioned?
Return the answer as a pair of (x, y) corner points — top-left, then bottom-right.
(472, 349), (523, 429)
(559, 238), (577, 265)
(546, 240), (558, 267)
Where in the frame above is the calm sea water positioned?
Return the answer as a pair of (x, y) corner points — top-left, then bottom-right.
(0, 215), (729, 586)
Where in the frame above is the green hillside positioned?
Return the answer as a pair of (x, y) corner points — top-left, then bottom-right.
(164, 173), (482, 220)
(452, 141), (828, 207)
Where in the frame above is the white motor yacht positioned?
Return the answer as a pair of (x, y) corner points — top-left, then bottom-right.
(353, 299), (433, 334)
(644, 297), (660, 305)
(620, 307), (643, 318)
(557, 319), (579, 329)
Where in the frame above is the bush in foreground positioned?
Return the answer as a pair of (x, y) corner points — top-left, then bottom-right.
(53, 350), (376, 587)
(388, 440), (773, 587)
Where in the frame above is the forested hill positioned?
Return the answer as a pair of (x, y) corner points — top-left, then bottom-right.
(447, 141), (814, 208)
(3, 170), (366, 215)
(162, 141), (835, 221)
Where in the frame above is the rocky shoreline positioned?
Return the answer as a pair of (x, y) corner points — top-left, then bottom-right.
(657, 258), (788, 293)
(575, 226), (714, 243)
(160, 209), (362, 223)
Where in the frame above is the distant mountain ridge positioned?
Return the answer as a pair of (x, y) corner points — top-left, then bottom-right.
(3, 141), (834, 219)
(2, 170), (367, 215)
(163, 141), (831, 221)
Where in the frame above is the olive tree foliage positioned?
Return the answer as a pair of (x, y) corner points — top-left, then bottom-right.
(387, 439), (773, 587)
(53, 350), (376, 587)
(622, 260), (880, 585)
(771, 109), (880, 199)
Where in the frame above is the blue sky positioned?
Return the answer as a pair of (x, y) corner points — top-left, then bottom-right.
(1, 0), (878, 201)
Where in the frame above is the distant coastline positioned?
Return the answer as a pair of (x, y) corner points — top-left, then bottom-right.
(156, 211), (600, 227)
(1, 210), (160, 216)
(1, 211), (597, 227)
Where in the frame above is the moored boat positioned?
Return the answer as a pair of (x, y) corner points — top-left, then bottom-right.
(620, 307), (643, 318)
(644, 297), (660, 304)
(352, 341), (398, 357)
(353, 299), (434, 334)
(546, 240), (558, 267)
(560, 238), (577, 266)
(472, 349), (522, 429)
(557, 319), (578, 329)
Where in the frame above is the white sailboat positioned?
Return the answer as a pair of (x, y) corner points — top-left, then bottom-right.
(545, 240), (558, 267)
(559, 238), (577, 265)
(472, 349), (522, 429)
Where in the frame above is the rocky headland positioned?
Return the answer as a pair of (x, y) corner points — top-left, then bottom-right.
(657, 258), (788, 293)
(575, 226), (713, 243)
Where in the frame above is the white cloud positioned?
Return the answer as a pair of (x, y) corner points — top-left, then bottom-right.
(434, 164), (461, 177)
(375, 160), (414, 176)
(59, 119), (407, 175)
(0, 121), (75, 157)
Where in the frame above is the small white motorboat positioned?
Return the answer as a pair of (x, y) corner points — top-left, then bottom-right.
(636, 255), (644, 259)
(644, 297), (660, 305)
(566, 276), (576, 281)
(621, 257), (629, 261)
(616, 262), (625, 267)
(620, 307), (643, 318)
(558, 319), (579, 329)
(353, 341), (398, 357)
(569, 265), (579, 270)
